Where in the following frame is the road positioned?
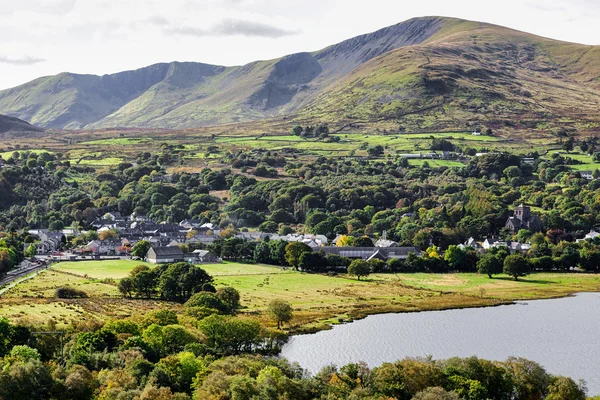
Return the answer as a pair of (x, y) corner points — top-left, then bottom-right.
(0, 263), (49, 294)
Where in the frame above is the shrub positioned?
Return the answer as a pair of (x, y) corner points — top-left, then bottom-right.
(55, 287), (87, 299)
(184, 293), (229, 314)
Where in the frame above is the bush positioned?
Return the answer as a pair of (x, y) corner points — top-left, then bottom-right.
(184, 292), (229, 313)
(55, 287), (87, 298)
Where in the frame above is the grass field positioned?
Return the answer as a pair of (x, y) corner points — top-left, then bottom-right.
(4, 260), (600, 331)
(53, 260), (153, 279)
(390, 272), (600, 300)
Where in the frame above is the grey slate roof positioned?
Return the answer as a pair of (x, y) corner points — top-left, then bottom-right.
(150, 246), (184, 257)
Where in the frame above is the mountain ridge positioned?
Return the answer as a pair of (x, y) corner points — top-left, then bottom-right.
(0, 114), (44, 135)
(0, 16), (599, 132)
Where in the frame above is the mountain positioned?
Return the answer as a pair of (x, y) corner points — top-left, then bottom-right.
(0, 114), (44, 134)
(300, 19), (600, 133)
(0, 16), (599, 132)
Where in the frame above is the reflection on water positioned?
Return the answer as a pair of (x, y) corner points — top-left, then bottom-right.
(280, 292), (600, 395)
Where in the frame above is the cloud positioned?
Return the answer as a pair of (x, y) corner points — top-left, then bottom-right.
(165, 18), (300, 38)
(142, 15), (170, 26)
(0, 56), (46, 65)
(0, 0), (76, 15)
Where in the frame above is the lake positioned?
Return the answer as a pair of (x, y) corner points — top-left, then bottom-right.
(280, 292), (600, 395)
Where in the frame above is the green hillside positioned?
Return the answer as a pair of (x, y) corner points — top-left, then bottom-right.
(0, 17), (599, 132)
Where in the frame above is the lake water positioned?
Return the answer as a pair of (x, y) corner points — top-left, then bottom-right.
(280, 292), (600, 395)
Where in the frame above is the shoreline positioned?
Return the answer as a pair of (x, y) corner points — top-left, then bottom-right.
(285, 284), (599, 335)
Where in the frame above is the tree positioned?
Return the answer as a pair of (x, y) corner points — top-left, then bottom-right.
(198, 315), (261, 354)
(516, 229), (532, 243)
(216, 287), (241, 312)
(443, 245), (464, 270)
(158, 263), (213, 302)
(348, 259), (371, 280)
(184, 292), (229, 313)
(48, 220), (64, 232)
(562, 137), (574, 153)
(118, 277), (135, 298)
(477, 254), (503, 278)
(546, 376), (586, 400)
(99, 229), (118, 240)
(503, 254), (530, 280)
(0, 360), (54, 400)
(131, 267), (156, 298)
(367, 145), (384, 157)
(131, 240), (151, 258)
(354, 236), (374, 247)
(267, 299), (293, 329)
(298, 251), (327, 272)
(412, 387), (460, 400)
(24, 244), (37, 258)
(284, 242), (312, 270)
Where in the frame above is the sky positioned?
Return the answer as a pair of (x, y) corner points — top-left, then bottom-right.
(1, 0), (599, 90)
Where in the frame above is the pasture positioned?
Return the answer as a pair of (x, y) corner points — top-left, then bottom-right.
(53, 260), (153, 279)
(3, 259), (600, 331)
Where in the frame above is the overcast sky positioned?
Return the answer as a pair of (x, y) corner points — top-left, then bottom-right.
(1, 0), (599, 90)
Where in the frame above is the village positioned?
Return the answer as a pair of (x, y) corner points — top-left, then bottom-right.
(22, 204), (600, 268)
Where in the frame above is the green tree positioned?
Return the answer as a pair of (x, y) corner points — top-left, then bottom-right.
(477, 254), (503, 278)
(130, 266), (156, 298)
(24, 244), (37, 258)
(158, 263), (213, 302)
(284, 242), (312, 270)
(412, 387), (459, 400)
(131, 240), (152, 258)
(546, 376), (586, 400)
(198, 315), (261, 354)
(0, 360), (54, 400)
(516, 229), (533, 243)
(503, 254), (531, 280)
(267, 299), (293, 329)
(444, 245), (465, 270)
(118, 277), (135, 298)
(216, 287), (241, 312)
(348, 259), (371, 280)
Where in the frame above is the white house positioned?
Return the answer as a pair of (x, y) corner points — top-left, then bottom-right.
(482, 238), (499, 250)
(577, 230), (600, 243)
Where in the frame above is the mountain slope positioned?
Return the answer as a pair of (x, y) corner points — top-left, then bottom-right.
(0, 17), (447, 129)
(0, 17), (599, 132)
(300, 19), (600, 133)
(0, 114), (44, 134)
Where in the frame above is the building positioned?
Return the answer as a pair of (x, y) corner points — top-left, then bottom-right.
(579, 171), (595, 180)
(464, 237), (481, 248)
(35, 231), (65, 254)
(86, 239), (120, 255)
(192, 249), (219, 263)
(505, 204), (543, 233)
(577, 230), (600, 243)
(146, 246), (184, 264)
(319, 246), (420, 260)
(482, 238), (499, 250)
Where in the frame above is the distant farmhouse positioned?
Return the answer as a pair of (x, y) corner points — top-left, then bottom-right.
(505, 204), (542, 233)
